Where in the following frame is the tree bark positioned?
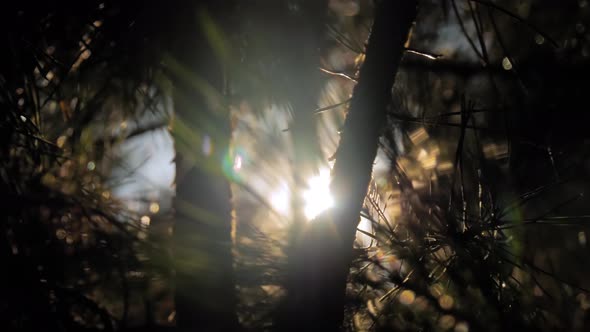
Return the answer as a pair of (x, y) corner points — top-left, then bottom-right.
(287, 0), (328, 244)
(275, 1), (328, 328)
(283, 1), (418, 331)
(169, 1), (239, 331)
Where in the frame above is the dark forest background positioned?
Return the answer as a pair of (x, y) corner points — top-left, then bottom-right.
(2, 0), (590, 331)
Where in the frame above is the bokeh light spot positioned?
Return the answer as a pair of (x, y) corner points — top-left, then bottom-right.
(399, 290), (416, 306)
(149, 202), (160, 214)
(202, 135), (212, 156)
(502, 57), (513, 70)
(455, 321), (469, 332)
(140, 215), (151, 227)
(440, 315), (456, 329)
(439, 294), (454, 310)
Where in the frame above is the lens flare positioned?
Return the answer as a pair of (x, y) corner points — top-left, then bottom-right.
(233, 154), (243, 171)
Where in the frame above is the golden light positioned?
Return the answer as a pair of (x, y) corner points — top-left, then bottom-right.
(399, 290), (416, 305)
(302, 167), (334, 220)
(149, 202), (160, 214)
(140, 215), (151, 227)
(439, 294), (454, 310)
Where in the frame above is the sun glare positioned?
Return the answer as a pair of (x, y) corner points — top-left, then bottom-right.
(270, 182), (290, 216)
(303, 168), (334, 220)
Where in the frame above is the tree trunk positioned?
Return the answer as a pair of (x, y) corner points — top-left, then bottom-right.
(283, 1), (418, 330)
(169, 1), (239, 331)
(275, 0), (328, 327)
(287, 0), (328, 245)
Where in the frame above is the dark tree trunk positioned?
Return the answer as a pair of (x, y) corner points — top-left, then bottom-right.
(275, 0), (329, 327)
(287, 0), (328, 243)
(282, 1), (418, 331)
(168, 1), (239, 331)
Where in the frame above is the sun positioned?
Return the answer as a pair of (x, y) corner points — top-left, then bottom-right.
(302, 167), (334, 220)
(270, 182), (290, 216)
(268, 167), (334, 221)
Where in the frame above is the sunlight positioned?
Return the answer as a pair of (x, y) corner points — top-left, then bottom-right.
(303, 167), (334, 220)
(270, 182), (290, 216)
